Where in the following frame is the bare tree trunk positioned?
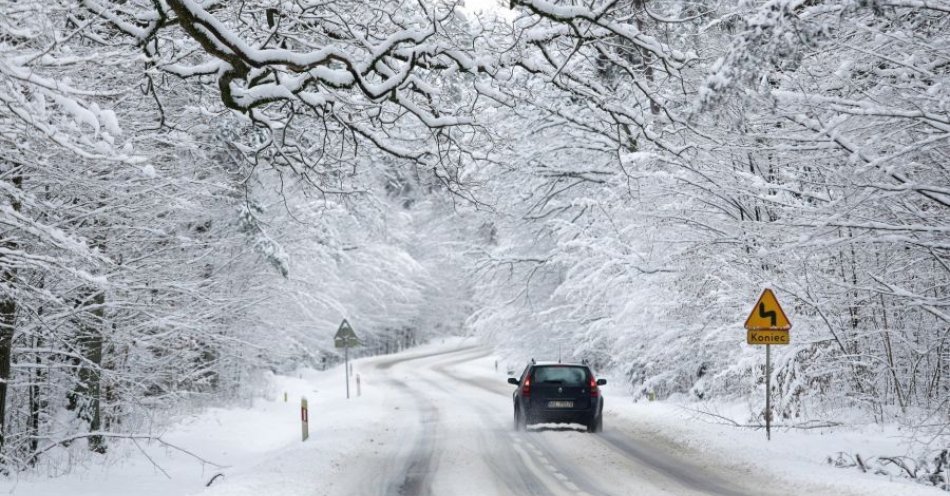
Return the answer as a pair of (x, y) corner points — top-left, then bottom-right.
(68, 287), (106, 454)
(0, 286), (13, 454)
(880, 294), (905, 412)
(0, 172), (22, 454)
(81, 290), (106, 454)
(27, 331), (44, 463)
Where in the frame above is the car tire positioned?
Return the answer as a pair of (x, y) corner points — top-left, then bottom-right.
(587, 413), (602, 433)
(514, 407), (527, 432)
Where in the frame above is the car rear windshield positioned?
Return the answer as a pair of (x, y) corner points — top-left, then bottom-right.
(532, 366), (588, 386)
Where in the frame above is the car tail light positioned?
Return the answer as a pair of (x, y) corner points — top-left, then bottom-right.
(522, 376), (531, 397)
(590, 376), (599, 398)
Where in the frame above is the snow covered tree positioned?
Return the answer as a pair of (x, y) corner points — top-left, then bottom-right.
(470, 0), (950, 429)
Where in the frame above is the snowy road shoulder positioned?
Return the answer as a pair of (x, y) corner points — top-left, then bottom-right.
(602, 400), (947, 496)
(0, 338), (476, 496)
(197, 337), (482, 496)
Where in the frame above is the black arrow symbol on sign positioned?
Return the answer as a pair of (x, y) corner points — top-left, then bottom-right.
(759, 302), (777, 327)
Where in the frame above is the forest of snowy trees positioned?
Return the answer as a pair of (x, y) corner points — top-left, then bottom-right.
(0, 0), (947, 473)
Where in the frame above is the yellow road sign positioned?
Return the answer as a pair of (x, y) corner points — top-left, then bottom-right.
(747, 329), (789, 345)
(745, 289), (792, 440)
(744, 288), (792, 331)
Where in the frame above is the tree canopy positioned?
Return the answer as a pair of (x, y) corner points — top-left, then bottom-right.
(0, 0), (947, 470)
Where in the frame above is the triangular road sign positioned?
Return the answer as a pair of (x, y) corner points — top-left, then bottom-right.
(744, 289), (792, 330)
(334, 319), (360, 348)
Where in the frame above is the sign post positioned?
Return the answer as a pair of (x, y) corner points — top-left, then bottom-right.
(301, 397), (309, 441)
(334, 319), (360, 399)
(744, 288), (792, 441)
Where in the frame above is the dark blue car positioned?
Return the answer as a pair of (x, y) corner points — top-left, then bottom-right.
(508, 362), (605, 432)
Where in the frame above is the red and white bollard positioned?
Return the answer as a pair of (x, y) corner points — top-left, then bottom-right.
(301, 397), (309, 441)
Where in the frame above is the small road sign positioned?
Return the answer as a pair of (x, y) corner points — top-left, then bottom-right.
(744, 288), (793, 441)
(333, 319), (360, 399)
(334, 319), (360, 349)
(744, 288), (791, 345)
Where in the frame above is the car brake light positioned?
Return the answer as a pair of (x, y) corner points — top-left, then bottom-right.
(590, 376), (599, 397)
(522, 376), (531, 396)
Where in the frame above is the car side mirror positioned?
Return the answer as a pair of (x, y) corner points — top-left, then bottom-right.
(596, 379), (607, 386)
(507, 377), (519, 385)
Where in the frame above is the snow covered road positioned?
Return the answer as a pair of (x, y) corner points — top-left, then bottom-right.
(316, 344), (769, 496)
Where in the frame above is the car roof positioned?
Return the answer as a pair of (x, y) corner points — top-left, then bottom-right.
(531, 361), (587, 367)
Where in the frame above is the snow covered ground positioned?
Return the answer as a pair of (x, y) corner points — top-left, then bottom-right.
(2, 338), (944, 495)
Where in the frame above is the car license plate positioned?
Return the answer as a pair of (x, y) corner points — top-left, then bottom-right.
(548, 401), (573, 408)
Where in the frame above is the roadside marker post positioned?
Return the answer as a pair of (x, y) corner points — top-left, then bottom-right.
(334, 319), (361, 399)
(744, 288), (792, 441)
(283, 391), (287, 403)
(301, 397), (309, 441)
(356, 374), (361, 397)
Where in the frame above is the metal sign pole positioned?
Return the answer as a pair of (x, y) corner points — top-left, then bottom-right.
(345, 344), (350, 399)
(765, 344), (771, 441)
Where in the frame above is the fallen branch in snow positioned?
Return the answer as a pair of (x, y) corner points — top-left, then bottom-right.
(768, 420), (845, 430)
(855, 453), (868, 473)
(830, 451), (950, 492)
(879, 455), (917, 478)
(735, 421), (843, 430)
(27, 432), (228, 471)
(682, 407), (842, 430)
(207, 473), (226, 487)
(681, 407), (741, 427)
(130, 437), (171, 480)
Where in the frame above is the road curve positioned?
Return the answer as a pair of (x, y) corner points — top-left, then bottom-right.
(351, 344), (777, 496)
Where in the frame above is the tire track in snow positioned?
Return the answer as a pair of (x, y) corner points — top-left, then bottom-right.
(370, 346), (555, 495)
(412, 366), (551, 495)
(372, 345), (482, 371)
(366, 346), (483, 496)
(428, 351), (601, 496)
(389, 347), (550, 494)
(434, 352), (756, 496)
(593, 431), (751, 496)
(387, 377), (439, 496)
